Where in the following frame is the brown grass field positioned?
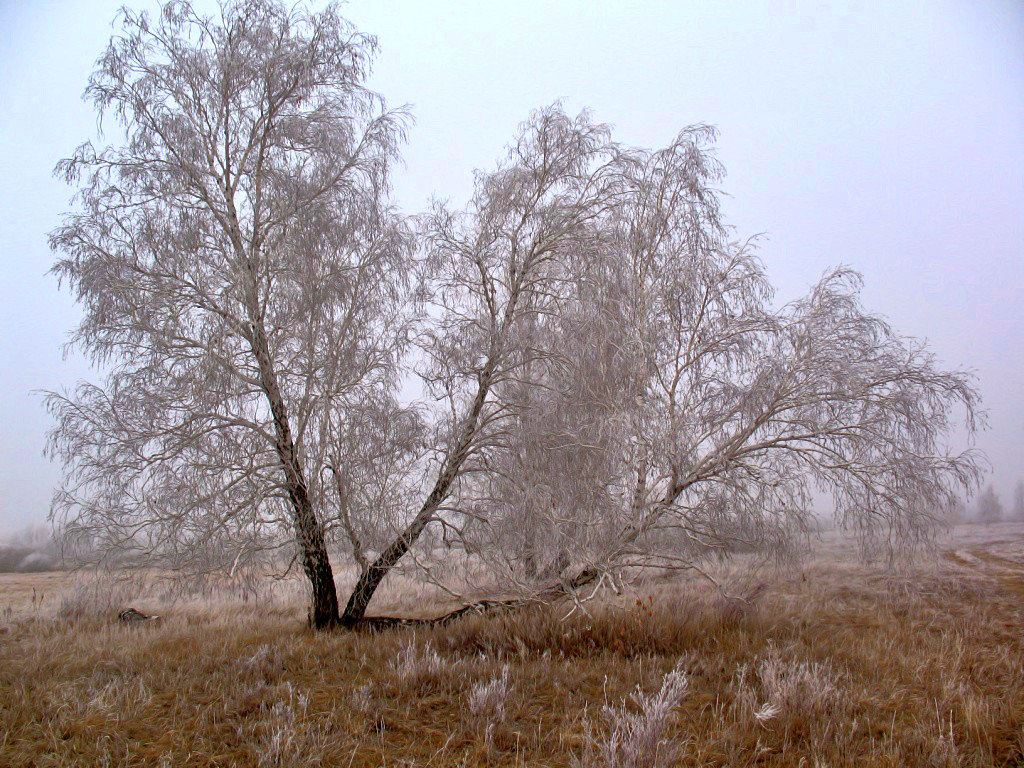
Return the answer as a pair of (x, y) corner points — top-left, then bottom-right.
(0, 523), (1022, 767)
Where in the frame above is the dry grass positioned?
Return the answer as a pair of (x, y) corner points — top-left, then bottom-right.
(1, 524), (1022, 766)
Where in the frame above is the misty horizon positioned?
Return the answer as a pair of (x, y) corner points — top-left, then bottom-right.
(1, 0), (1022, 538)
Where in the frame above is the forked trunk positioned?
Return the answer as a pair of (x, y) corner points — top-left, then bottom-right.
(340, 365), (497, 627)
(339, 481), (448, 628)
(248, 315), (340, 629)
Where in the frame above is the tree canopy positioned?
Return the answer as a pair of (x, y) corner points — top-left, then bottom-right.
(48, 0), (984, 628)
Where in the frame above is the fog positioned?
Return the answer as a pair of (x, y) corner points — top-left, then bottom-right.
(1, 0), (1021, 537)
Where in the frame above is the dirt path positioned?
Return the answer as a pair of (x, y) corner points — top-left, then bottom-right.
(942, 526), (1024, 598)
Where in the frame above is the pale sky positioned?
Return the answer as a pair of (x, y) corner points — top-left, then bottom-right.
(0, 0), (1021, 536)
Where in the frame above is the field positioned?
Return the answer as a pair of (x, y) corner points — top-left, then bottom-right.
(0, 524), (1022, 767)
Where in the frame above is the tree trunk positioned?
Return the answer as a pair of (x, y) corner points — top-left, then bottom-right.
(340, 365), (497, 628)
(291, 488), (340, 629)
(249, 317), (340, 629)
(227, 192), (341, 628)
(339, 476), (449, 628)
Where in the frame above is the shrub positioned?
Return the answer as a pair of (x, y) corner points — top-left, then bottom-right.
(576, 662), (689, 768)
(251, 682), (328, 768)
(467, 664), (512, 747)
(733, 647), (847, 736)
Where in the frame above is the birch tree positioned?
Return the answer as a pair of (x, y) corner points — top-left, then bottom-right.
(441, 117), (985, 595)
(47, 0), (414, 628)
(976, 485), (1004, 525)
(338, 108), (624, 625)
(48, 0), (984, 627)
(340, 107), (982, 621)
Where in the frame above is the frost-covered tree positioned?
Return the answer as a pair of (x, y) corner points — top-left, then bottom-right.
(1013, 480), (1024, 522)
(338, 108), (626, 625)
(47, 1), (986, 628)
(976, 485), (1005, 525)
(431, 110), (984, 598)
(47, 0), (415, 628)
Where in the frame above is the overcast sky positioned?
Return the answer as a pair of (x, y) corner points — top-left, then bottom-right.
(0, 0), (1021, 537)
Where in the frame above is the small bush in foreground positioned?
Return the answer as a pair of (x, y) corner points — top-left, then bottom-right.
(576, 662), (690, 768)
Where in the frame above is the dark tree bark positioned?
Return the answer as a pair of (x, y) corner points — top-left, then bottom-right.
(340, 367), (496, 628)
(340, 477), (449, 628)
(248, 304), (339, 629)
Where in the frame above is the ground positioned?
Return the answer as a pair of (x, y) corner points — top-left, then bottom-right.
(0, 524), (1022, 767)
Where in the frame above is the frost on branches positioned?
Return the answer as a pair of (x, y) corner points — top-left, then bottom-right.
(47, 0), (983, 627)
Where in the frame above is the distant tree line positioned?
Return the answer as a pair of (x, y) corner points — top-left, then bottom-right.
(945, 479), (1024, 526)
